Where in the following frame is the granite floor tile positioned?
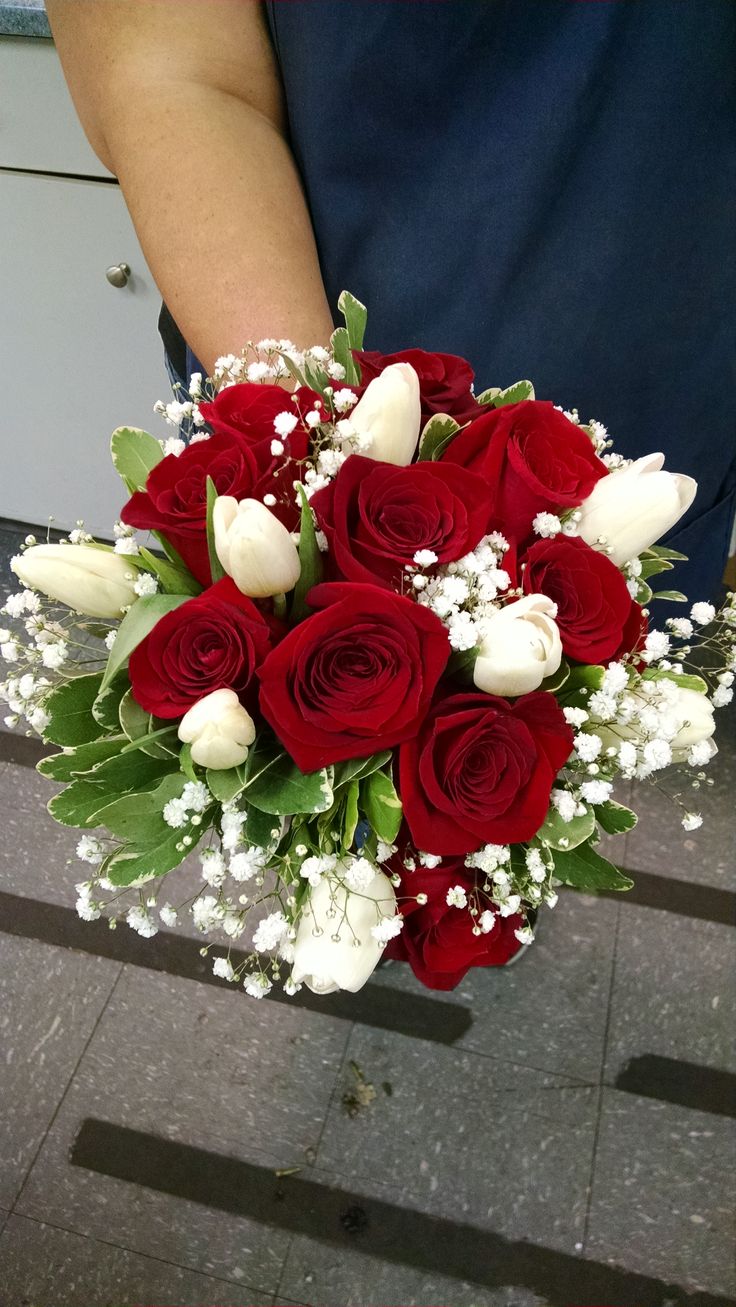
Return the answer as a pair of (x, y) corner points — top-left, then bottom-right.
(278, 1235), (550, 1307)
(0, 1213), (275, 1307)
(313, 1026), (596, 1253)
(585, 1088), (736, 1296)
(16, 967), (350, 1289)
(372, 890), (619, 1083)
(622, 703), (736, 890)
(0, 933), (120, 1208)
(604, 905), (735, 1080)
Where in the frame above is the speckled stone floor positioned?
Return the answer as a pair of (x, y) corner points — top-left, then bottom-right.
(0, 519), (734, 1307)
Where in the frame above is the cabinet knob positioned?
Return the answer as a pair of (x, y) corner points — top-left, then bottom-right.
(106, 262), (131, 288)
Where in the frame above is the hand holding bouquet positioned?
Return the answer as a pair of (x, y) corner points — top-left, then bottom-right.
(2, 293), (733, 996)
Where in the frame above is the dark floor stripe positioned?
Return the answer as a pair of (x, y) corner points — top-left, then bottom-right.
(601, 867), (735, 927)
(0, 891), (471, 1045)
(70, 1119), (731, 1307)
(0, 729), (51, 768)
(615, 1055), (736, 1119)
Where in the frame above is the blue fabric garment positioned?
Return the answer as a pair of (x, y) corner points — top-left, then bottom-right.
(179, 0), (736, 599)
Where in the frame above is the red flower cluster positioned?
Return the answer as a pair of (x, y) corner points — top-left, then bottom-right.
(119, 351), (647, 989)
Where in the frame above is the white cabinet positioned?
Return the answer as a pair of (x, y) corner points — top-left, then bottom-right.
(0, 35), (170, 537)
(0, 169), (168, 535)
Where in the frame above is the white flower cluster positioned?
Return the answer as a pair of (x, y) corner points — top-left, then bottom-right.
(413, 533), (513, 650)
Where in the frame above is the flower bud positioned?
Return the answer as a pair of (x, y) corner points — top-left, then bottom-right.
(11, 544), (138, 618)
(348, 362), (421, 465)
(213, 497), (301, 598)
(473, 594), (562, 696)
(291, 870), (397, 994)
(177, 688), (256, 770)
(576, 453), (697, 566)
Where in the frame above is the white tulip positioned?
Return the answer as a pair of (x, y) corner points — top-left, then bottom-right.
(11, 544), (138, 618)
(347, 362), (421, 465)
(291, 870), (398, 994)
(213, 497), (301, 598)
(598, 684), (717, 763)
(178, 688), (256, 770)
(473, 594), (563, 696)
(576, 453), (697, 566)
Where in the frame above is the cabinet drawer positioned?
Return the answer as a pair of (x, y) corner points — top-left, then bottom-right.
(0, 171), (168, 535)
(0, 36), (112, 178)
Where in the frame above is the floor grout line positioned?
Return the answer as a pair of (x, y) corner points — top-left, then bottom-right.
(580, 897), (622, 1253)
(8, 962), (125, 1218)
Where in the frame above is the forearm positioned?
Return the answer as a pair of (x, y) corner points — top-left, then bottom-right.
(105, 82), (335, 373)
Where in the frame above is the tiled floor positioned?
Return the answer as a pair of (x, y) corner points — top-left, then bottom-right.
(0, 519), (734, 1306)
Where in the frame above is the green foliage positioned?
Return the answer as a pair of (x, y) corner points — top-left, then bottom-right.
(92, 669), (130, 732)
(103, 776), (214, 885)
(558, 663), (606, 708)
(100, 594), (188, 691)
(552, 842), (633, 893)
(538, 803), (596, 851)
(417, 413), (461, 461)
(38, 737), (124, 782)
(651, 589), (687, 603)
(205, 476), (226, 584)
(243, 803), (282, 850)
(476, 380), (535, 408)
(540, 658), (571, 693)
(138, 547), (201, 596)
(118, 689), (178, 758)
(291, 486), (324, 622)
(244, 736), (333, 816)
(330, 327), (360, 386)
(638, 555), (674, 581)
(342, 780), (361, 850)
(337, 290), (368, 350)
(332, 751), (392, 790)
(645, 544), (689, 561)
(43, 673), (104, 747)
(110, 427), (163, 494)
(595, 800), (638, 835)
(206, 765), (248, 805)
(642, 667), (708, 695)
(48, 779), (125, 829)
(360, 769), (402, 844)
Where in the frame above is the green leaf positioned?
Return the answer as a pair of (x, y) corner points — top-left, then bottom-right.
(558, 664), (606, 706)
(291, 485), (324, 623)
(540, 658), (571, 693)
(337, 290), (368, 350)
(205, 476), (226, 584)
(118, 689), (178, 758)
(486, 380), (535, 408)
(641, 668), (709, 695)
(595, 801), (638, 835)
(342, 780), (360, 850)
(92, 669), (130, 731)
(552, 842), (633, 893)
(446, 647), (478, 684)
(639, 556), (674, 581)
(651, 589), (688, 603)
(138, 547), (201, 597)
(43, 673), (104, 747)
(74, 747), (175, 793)
(277, 351), (310, 390)
(100, 594), (188, 691)
(100, 773), (199, 842)
(303, 360), (331, 394)
(538, 802), (596, 851)
(475, 386), (501, 406)
(417, 413), (461, 461)
(361, 769), (402, 844)
(243, 804), (282, 850)
(48, 779), (126, 829)
(644, 544), (689, 562)
(332, 751), (392, 790)
(244, 737), (333, 816)
(206, 765), (248, 804)
(633, 579), (653, 605)
(179, 743), (198, 783)
(330, 327), (361, 386)
(38, 737), (124, 782)
(110, 426), (163, 493)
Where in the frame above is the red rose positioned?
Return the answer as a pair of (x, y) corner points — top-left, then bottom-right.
(353, 348), (481, 426)
(258, 582), (450, 771)
(399, 690), (574, 855)
(522, 535), (643, 664)
(198, 382), (321, 443)
(385, 862), (523, 989)
(121, 429), (306, 585)
(442, 400), (608, 541)
(129, 577), (274, 719)
(310, 455), (494, 588)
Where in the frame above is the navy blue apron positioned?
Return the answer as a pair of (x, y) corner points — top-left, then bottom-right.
(164, 0), (736, 600)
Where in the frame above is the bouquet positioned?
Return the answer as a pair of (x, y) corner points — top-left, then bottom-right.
(2, 292), (734, 996)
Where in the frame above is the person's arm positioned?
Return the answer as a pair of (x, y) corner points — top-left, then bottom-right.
(46, 0), (335, 373)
